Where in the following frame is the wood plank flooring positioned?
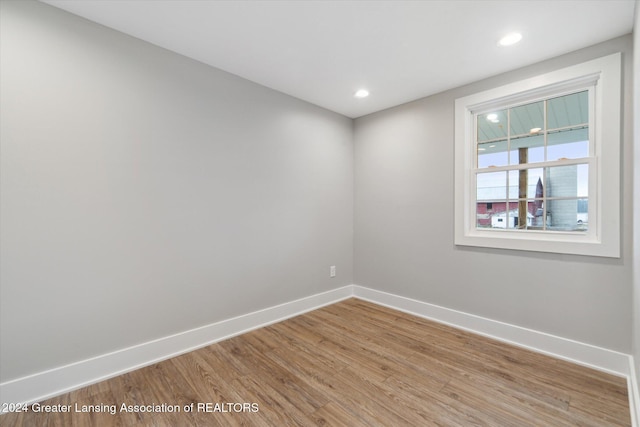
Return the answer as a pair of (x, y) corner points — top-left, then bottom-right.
(1, 298), (630, 426)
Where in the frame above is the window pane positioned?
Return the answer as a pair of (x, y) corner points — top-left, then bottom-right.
(546, 164), (588, 198)
(547, 127), (588, 161)
(510, 100), (544, 137)
(547, 91), (588, 130)
(529, 169), (544, 199)
(532, 198), (546, 228)
(508, 168), (543, 199)
(510, 134), (544, 165)
(547, 199), (587, 232)
(508, 170), (518, 199)
(477, 109), (508, 142)
(478, 139), (508, 168)
(477, 171), (506, 201)
(487, 201), (517, 229)
(497, 201), (525, 229)
(577, 199), (588, 230)
(476, 202), (493, 228)
(506, 200), (536, 229)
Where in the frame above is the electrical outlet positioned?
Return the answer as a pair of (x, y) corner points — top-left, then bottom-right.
(330, 266), (336, 278)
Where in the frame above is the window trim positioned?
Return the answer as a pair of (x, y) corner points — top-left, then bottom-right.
(454, 53), (621, 257)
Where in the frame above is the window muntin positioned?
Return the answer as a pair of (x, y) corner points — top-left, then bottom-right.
(474, 89), (591, 233)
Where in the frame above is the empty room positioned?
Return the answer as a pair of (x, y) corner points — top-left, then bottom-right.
(1, 0), (639, 425)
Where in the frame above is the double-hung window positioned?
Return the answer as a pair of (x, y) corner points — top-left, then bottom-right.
(454, 53), (621, 257)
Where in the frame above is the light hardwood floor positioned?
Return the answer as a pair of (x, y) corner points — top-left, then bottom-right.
(1, 299), (631, 426)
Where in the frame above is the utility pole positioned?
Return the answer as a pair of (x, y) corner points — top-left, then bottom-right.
(518, 147), (528, 229)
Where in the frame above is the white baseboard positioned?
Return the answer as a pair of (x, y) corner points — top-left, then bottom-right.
(1, 283), (632, 419)
(629, 357), (640, 427)
(0, 286), (354, 408)
(352, 285), (631, 378)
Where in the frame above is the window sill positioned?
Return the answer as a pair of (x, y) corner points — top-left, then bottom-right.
(455, 228), (619, 258)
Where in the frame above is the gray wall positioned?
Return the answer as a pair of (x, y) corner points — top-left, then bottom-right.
(0, 0), (353, 382)
(633, 0), (640, 391)
(354, 35), (633, 353)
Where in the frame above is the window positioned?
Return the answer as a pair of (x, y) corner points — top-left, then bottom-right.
(455, 53), (621, 257)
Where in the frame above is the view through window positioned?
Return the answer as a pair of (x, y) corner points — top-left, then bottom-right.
(475, 90), (590, 233)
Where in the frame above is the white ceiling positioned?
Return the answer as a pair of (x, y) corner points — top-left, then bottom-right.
(42, 0), (635, 118)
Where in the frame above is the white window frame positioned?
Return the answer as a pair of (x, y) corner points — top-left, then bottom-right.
(454, 53), (621, 258)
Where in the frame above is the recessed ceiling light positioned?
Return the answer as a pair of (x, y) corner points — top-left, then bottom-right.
(354, 89), (369, 98)
(498, 32), (522, 47)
